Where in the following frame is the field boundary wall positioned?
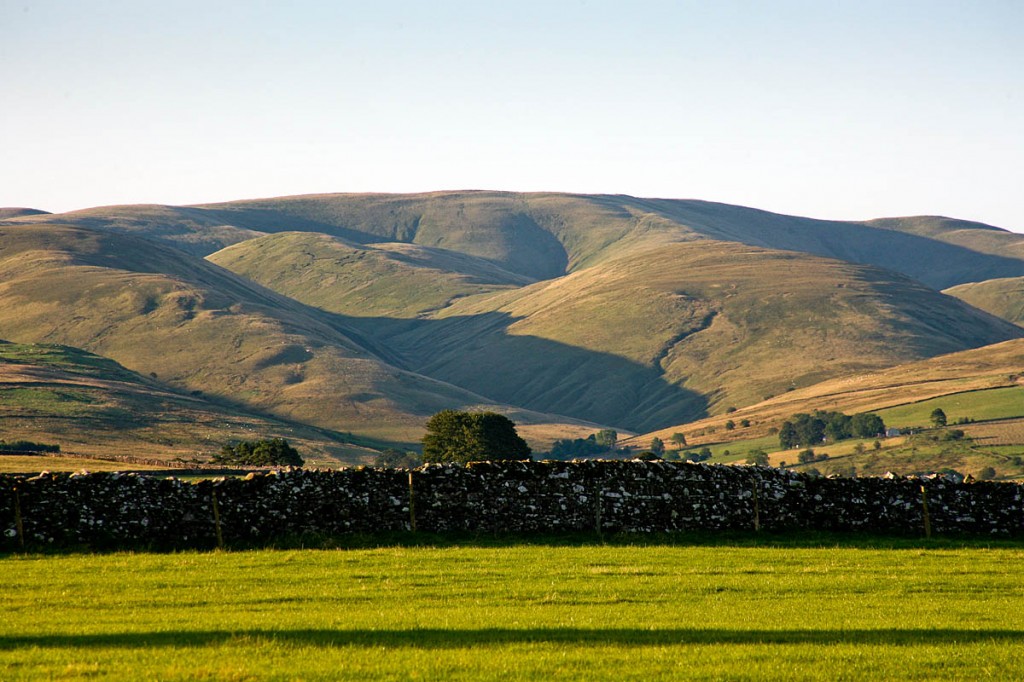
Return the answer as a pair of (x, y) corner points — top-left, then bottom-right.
(2, 461), (1022, 550)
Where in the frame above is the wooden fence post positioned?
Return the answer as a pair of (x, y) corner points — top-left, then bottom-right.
(211, 490), (225, 550)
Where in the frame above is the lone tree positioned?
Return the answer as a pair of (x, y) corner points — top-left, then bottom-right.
(746, 449), (769, 466)
(649, 436), (665, 456)
(594, 429), (618, 450)
(214, 438), (304, 467)
(670, 432), (687, 447)
(422, 410), (532, 463)
(930, 408), (948, 428)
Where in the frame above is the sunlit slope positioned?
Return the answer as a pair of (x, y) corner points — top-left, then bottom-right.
(207, 231), (532, 318)
(0, 341), (368, 465)
(945, 277), (1024, 326)
(338, 242), (1022, 432)
(11, 192), (1024, 289)
(633, 338), (1024, 449)
(0, 224), (525, 443)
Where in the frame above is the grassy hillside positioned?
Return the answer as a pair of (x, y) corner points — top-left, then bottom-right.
(867, 215), (1024, 262)
(944, 276), (1024, 326)
(10, 192), (1024, 289)
(628, 338), (1024, 478)
(197, 193), (1024, 289)
(633, 338), (1024, 445)
(0, 224), (598, 446)
(318, 242), (1019, 432)
(208, 231), (531, 318)
(6, 191), (1024, 449)
(0, 341), (370, 466)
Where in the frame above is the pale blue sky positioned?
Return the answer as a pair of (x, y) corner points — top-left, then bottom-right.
(2, 1), (1021, 229)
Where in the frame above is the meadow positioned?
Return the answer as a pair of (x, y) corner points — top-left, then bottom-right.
(3, 540), (1024, 680)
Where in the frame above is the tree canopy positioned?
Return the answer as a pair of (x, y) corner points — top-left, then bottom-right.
(422, 410), (532, 463)
(213, 438), (304, 467)
(549, 434), (607, 460)
(779, 410), (885, 448)
(374, 448), (421, 468)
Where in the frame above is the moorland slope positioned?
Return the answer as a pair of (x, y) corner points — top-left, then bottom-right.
(0, 341), (369, 464)
(0, 223), (593, 446)
(4, 191), (1024, 454)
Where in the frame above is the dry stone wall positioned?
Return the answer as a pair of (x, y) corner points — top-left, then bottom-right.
(2, 461), (1023, 550)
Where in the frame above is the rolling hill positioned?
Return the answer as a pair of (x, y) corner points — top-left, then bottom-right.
(0, 223), (599, 449)
(211, 231), (1023, 431)
(0, 341), (370, 466)
(8, 192), (1024, 288)
(4, 191), (1024, 457)
(625, 338), (1024, 479)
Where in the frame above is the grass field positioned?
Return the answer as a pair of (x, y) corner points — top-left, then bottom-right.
(3, 541), (1024, 680)
(874, 386), (1024, 429)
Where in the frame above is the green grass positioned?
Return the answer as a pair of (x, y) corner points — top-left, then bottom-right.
(875, 386), (1024, 429)
(3, 543), (1024, 680)
(663, 434), (780, 463)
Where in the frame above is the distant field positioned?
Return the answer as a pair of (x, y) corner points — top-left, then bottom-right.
(0, 455), (169, 474)
(963, 418), (1024, 447)
(3, 543), (1024, 680)
(874, 386), (1024, 429)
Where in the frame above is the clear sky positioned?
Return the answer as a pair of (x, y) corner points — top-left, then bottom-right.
(2, 1), (1021, 229)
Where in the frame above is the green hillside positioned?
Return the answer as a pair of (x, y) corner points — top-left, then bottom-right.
(0, 341), (369, 466)
(208, 231), (531, 318)
(629, 338), (1024, 479)
(944, 277), (1024, 326)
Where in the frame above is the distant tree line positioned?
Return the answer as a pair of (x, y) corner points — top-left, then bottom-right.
(0, 439), (61, 454)
(213, 438), (304, 467)
(547, 429), (617, 460)
(778, 410), (884, 449)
